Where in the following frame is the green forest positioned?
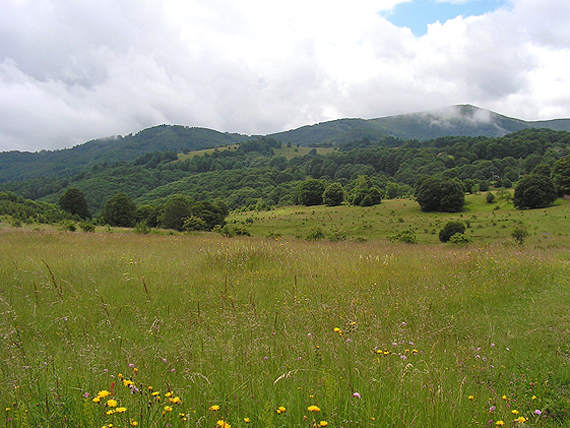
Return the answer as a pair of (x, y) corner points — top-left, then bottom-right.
(1, 128), (569, 231)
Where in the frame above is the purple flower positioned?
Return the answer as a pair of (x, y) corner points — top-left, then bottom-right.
(534, 410), (542, 416)
(353, 392), (361, 398)
(83, 392), (90, 398)
(489, 406), (496, 413)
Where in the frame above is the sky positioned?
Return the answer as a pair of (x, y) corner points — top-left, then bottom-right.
(1, 0), (570, 152)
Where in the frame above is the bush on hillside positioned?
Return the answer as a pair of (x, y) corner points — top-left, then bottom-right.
(439, 221), (466, 243)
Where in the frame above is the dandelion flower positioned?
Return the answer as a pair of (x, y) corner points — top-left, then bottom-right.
(165, 391), (173, 398)
(307, 405), (321, 412)
(502, 395), (507, 401)
(511, 410), (519, 415)
(496, 421), (505, 426)
(217, 420), (231, 428)
(116, 407), (127, 413)
(129, 420), (138, 426)
(97, 390), (111, 398)
(516, 416), (526, 423)
(468, 396), (474, 400)
(209, 405), (220, 412)
(319, 421), (328, 427)
(106, 409), (115, 415)
(92, 396), (101, 403)
(244, 418), (250, 423)
(163, 406), (173, 412)
(169, 396), (181, 404)
(532, 396), (537, 400)
(106, 399), (118, 408)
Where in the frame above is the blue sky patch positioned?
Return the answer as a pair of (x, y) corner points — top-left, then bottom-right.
(384, 0), (508, 36)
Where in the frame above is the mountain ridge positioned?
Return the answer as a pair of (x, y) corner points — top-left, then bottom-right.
(1, 105), (570, 183)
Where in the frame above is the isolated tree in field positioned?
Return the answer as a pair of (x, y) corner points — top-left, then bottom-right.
(513, 174), (557, 209)
(322, 182), (344, 206)
(298, 179), (325, 206)
(349, 175), (382, 207)
(439, 221), (466, 243)
(160, 195), (193, 231)
(415, 176), (465, 212)
(552, 156), (570, 196)
(59, 188), (90, 219)
(101, 193), (137, 227)
(511, 224), (530, 245)
(189, 200), (227, 230)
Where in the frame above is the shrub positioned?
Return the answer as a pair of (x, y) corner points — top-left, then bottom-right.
(390, 229), (417, 244)
(305, 226), (325, 240)
(511, 224), (530, 245)
(448, 233), (471, 245)
(79, 221), (95, 232)
(183, 215), (207, 232)
(513, 174), (557, 209)
(298, 179), (325, 206)
(416, 176), (465, 212)
(486, 192), (495, 204)
(439, 221), (466, 243)
(133, 222), (151, 234)
(323, 183), (344, 206)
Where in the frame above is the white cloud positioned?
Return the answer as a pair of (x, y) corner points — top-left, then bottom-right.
(1, 0), (570, 151)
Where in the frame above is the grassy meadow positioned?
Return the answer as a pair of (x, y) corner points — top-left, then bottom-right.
(1, 224), (570, 427)
(229, 192), (570, 246)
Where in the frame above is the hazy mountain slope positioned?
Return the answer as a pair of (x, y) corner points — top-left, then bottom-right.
(0, 126), (247, 182)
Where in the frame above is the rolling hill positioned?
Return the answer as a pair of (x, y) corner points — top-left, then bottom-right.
(2, 105), (570, 183)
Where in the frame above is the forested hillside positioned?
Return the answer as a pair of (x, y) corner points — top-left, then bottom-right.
(1, 128), (568, 217)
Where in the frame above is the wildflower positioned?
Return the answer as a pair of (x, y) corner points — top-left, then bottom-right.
(353, 392), (361, 398)
(209, 405), (220, 412)
(489, 406), (496, 412)
(276, 406), (286, 414)
(511, 410), (519, 415)
(532, 396), (537, 400)
(169, 396), (181, 404)
(468, 396), (474, 400)
(130, 420), (138, 426)
(319, 421), (328, 427)
(244, 418), (250, 423)
(502, 395), (507, 400)
(333, 328), (340, 332)
(163, 406), (173, 412)
(123, 380), (134, 387)
(165, 392), (173, 398)
(98, 390), (111, 398)
(534, 410), (542, 415)
(116, 407), (127, 413)
(496, 421), (505, 426)
(106, 409), (115, 415)
(106, 399), (118, 408)
(92, 396), (101, 403)
(516, 416), (526, 423)
(152, 391), (160, 397)
(307, 405), (321, 412)
(217, 420), (231, 428)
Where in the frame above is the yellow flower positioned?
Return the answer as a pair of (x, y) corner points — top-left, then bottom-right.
(209, 405), (220, 411)
(130, 420), (138, 426)
(468, 396), (474, 400)
(319, 421), (328, 427)
(92, 396), (101, 403)
(333, 328), (340, 332)
(307, 405), (321, 412)
(276, 406), (286, 414)
(532, 395), (537, 400)
(97, 390), (111, 398)
(106, 409), (115, 415)
(516, 416), (526, 423)
(169, 396), (181, 404)
(123, 380), (134, 387)
(106, 399), (118, 408)
(116, 407), (127, 413)
(163, 406), (173, 412)
(502, 395), (507, 400)
(244, 418), (250, 423)
(165, 391), (173, 398)
(512, 410), (519, 415)
(496, 421), (505, 426)
(217, 420), (231, 428)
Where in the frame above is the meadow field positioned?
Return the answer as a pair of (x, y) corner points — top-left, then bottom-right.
(1, 226), (570, 427)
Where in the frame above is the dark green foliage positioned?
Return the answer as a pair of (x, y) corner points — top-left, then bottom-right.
(448, 233), (471, 245)
(298, 179), (325, 206)
(217, 224), (251, 237)
(511, 224), (530, 245)
(502, 178), (512, 188)
(390, 229), (417, 244)
(159, 195), (193, 231)
(478, 180), (490, 192)
(305, 226), (325, 240)
(79, 221), (95, 232)
(189, 200), (227, 231)
(416, 176), (465, 212)
(531, 164), (552, 177)
(349, 175), (382, 207)
(0, 191), (72, 224)
(183, 215), (207, 231)
(513, 174), (558, 209)
(552, 156), (570, 196)
(59, 188), (91, 219)
(486, 192), (495, 204)
(100, 193), (137, 227)
(439, 221), (466, 243)
(323, 183), (344, 206)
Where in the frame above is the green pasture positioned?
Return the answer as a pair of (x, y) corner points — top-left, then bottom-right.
(228, 192), (570, 246)
(1, 229), (570, 427)
(178, 145), (335, 161)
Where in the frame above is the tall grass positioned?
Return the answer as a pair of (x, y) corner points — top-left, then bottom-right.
(1, 230), (569, 427)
